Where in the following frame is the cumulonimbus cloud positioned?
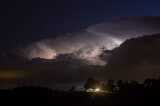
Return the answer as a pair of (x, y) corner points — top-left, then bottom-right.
(21, 17), (160, 65)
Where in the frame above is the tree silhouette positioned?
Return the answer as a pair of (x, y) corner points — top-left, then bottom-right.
(106, 79), (115, 92)
(84, 77), (100, 90)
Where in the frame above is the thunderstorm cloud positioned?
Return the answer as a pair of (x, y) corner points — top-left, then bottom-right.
(21, 17), (160, 65)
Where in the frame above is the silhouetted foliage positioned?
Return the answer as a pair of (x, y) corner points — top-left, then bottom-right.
(84, 77), (100, 90)
(106, 79), (115, 92)
(68, 86), (76, 92)
(0, 78), (160, 106)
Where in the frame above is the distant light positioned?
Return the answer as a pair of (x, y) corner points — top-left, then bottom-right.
(87, 88), (101, 92)
(86, 87), (109, 93)
(87, 88), (94, 92)
(95, 88), (100, 92)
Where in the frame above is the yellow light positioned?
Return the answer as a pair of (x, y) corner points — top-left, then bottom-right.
(95, 88), (100, 92)
(87, 88), (94, 92)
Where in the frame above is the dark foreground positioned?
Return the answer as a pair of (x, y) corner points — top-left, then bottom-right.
(0, 79), (160, 106)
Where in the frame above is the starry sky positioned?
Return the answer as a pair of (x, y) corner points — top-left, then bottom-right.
(0, 0), (160, 89)
(1, 0), (160, 50)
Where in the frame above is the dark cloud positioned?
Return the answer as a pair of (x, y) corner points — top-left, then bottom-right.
(106, 34), (160, 81)
(0, 55), (104, 89)
(19, 17), (160, 65)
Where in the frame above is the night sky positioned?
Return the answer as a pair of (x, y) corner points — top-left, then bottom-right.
(1, 0), (160, 49)
(0, 0), (160, 89)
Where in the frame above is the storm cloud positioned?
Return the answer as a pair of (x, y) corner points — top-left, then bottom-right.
(1, 17), (160, 89)
(20, 17), (160, 65)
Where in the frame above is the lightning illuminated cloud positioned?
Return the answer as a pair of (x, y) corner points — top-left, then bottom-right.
(21, 17), (160, 65)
